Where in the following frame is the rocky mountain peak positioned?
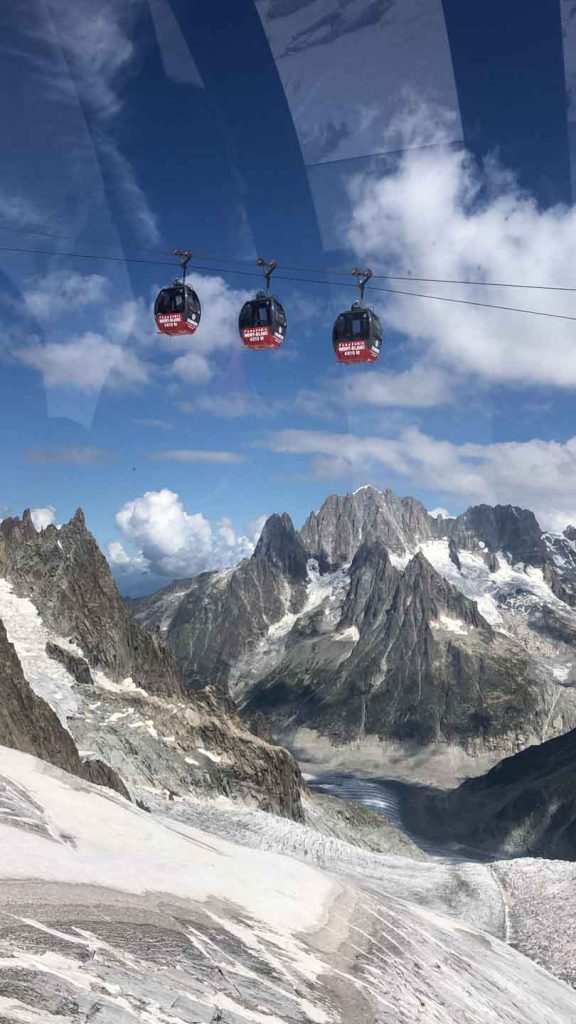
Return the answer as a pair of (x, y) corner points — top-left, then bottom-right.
(299, 484), (435, 568)
(70, 506), (86, 528)
(253, 512), (309, 582)
(400, 551), (488, 630)
(131, 483), (576, 755)
(0, 509), (184, 699)
(339, 539), (399, 630)
(447, 503), (547, 566)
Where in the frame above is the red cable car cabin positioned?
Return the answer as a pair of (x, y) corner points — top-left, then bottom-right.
(154, 285), (201, 336)
(239, 296), (287, 350)
(332, 303), (382, 364)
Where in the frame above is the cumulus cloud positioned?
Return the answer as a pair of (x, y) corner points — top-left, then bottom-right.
(167, 274), (252, 386)
(428, 507), (453, 520)
(263, 427), (576, 530)
(110, 489), (264, 578)
(12, 268), (251, 396)
(17, 332), (149, 393)
(151, 449), (247, 464)
(30, 506), (56, 530)
(338, 364), (454, 408)
(347, 100), (576, 391)
(23, 271), (110, 320)
(171, 351), (213, 384)
(175, 274), (252, 357)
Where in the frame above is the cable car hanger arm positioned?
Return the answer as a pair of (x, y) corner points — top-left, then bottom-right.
(352, 267), (372, 303)
(174, 248), (193, 288)
(256, 257), (277, 294)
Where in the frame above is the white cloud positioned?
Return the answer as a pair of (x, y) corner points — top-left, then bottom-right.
(338, 364), (454, 408)
(247, 514), (268, 544)
(97, 137), (160, 243)
(24, 271), (109, 320)
(347, 100), (576, 391)
(428, 507), (453, 520)
(178, 274), (252, 357)
(151, 450), (247, 464)
(42, 0), (137, 118)
(17, 332), (149, 393)
(30, 1), (160, 243)
(171, 351), (213, 384)
(24, 446), (111, 465)
(30, 506), (56, 530)
(107, 541), (147, 573)
(181, 392), (276, 418)
(167, 274), (253, 386)
(0, 192), (45, 228)
(111, 489), (263, 578)
(263, 427), (576, 530)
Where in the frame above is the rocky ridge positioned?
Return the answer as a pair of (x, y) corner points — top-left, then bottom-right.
(0, 509), (305, 819)
(131, 486), (576, 759)
(409, 726), (576, 860)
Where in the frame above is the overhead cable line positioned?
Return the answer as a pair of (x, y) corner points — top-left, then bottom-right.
(2, 241), (576, 322)
(2, 221), (576, 293)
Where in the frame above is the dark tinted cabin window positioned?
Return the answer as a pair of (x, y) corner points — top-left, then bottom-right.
(186, 288), (200, 315)
(239, 302), (255, 328)
(155, 291), (171, 314)
(258, 303), (270, 325)
(352, 316), (362, 336)
(333, 314), (346, 341)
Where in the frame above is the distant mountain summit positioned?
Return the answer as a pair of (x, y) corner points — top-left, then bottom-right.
(131, 485), (576, 759)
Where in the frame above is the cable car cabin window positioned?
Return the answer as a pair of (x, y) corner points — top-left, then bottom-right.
(351, 315), (363, 336)
(257, 303), (270, 325)
(155, 289), (186, 315)
(239, 302), (256, 328)
(155, 290), (171, 315)
(274, 302), (287, 328)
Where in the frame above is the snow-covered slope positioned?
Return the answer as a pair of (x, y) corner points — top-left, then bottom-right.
(1, 745), (576, 1023)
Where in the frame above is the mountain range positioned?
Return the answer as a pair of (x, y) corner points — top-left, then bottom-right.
(131, 485), (576, 759)
(1, 491), (576, 1019)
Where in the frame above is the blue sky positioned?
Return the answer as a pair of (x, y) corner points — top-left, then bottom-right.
(2, 0), (576, 594)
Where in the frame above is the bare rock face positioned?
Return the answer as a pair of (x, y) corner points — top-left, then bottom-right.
(0, 618), (128, 799)
(443, 504), (548, 566)
(244, 545), (562, 749)
(163, 512), (310, 690)
(0, 508), (306, 820)
(46, 641), (93, 685)
(299, 486), (435, 566)
(415, 728), (576, 860)
(0, 509), (184, 698)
